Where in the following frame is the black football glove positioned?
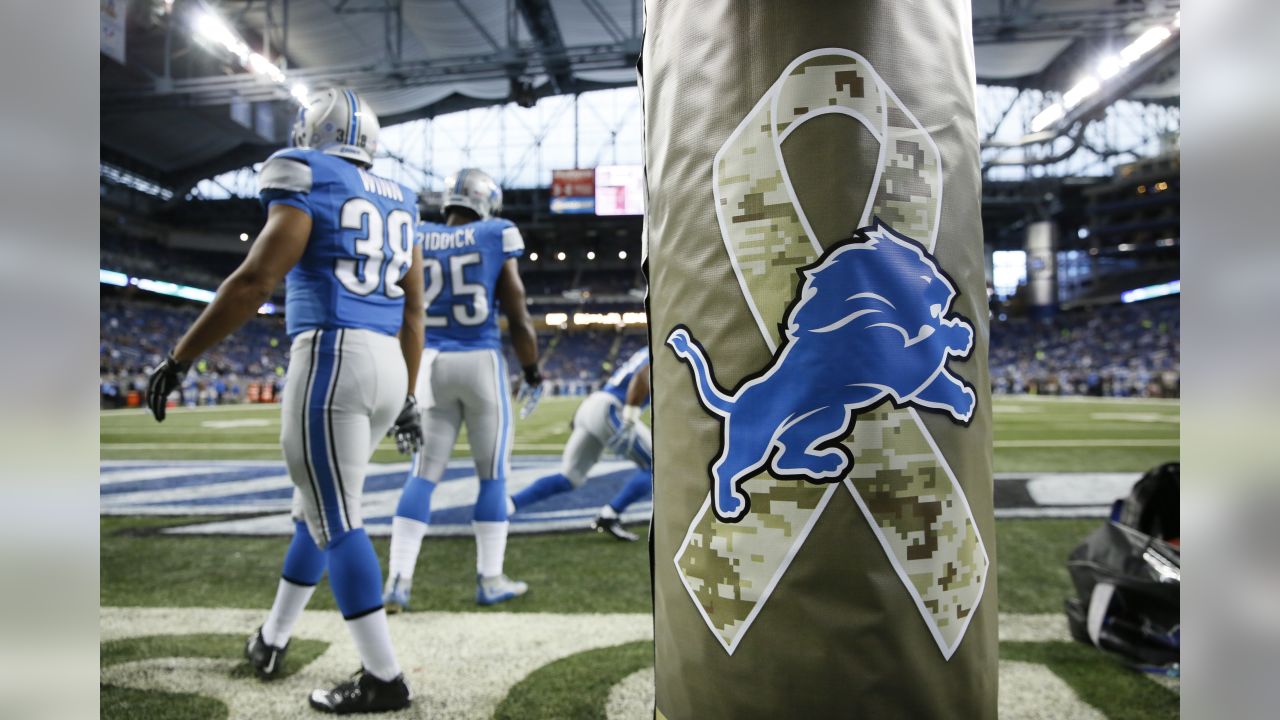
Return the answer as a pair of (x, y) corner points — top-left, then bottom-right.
(146, 354), (192, 422)
(516, 363), (544, 419)
(388, 395), (424, 454)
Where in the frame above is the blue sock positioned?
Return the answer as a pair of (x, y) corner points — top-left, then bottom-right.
(475, 477), (508, 521)
(281, 521), (326, 586)
(394, 475), (436, 523)
(510, 473), (573, 510)
(325, 528), (384, 619)
(608, 470), (653, 514)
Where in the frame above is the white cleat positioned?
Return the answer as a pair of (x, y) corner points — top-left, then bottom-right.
(383, 574), (412, 614)
(476, 574), (528, 606)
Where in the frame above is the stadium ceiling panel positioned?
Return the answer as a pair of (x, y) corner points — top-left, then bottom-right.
(100, 0), (1177, 191)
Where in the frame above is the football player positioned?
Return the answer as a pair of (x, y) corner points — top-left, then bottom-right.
(145, 88), (423, 714)
(509, 347), (652, 541)
(382, 169), (542, 611)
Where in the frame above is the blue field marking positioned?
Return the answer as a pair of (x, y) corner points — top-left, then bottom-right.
(100, 467), (286, 495)
(100, 457), (653, 536)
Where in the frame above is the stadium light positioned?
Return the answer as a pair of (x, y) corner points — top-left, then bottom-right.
(572, 312), (647, 327)
(618, 250), (627, 259)
(1121, 26), (1172, 66)
(544, 312), (569, 325)
(101, 269), (276, 314)
(1063, 77), (1100, 109)
(1121, 280), (1179, 304)
(556, 251), (566, 261)
(1031, 17), (1176, 134)
(239, 233), (249, 241)
(1030, 104), (1065, 132)
(529, 252), (539, 261)
(192, 9), (299, 103)
(1096, 55), (1123, 80)
(100, 269), (129, 287)
(194, 12), (248, 62)
(587, 251), (596, 260)
(100, 163), (174, 200)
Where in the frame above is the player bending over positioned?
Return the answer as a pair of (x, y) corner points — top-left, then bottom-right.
(145, 88), (424, 714)
(383, 168), (542, 612)
(510, 347), (653, 541)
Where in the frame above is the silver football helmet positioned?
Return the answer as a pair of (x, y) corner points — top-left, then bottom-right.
(290, 87), (380, 166)
(441, 168), (502, 219)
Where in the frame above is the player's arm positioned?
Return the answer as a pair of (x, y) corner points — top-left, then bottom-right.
(496, 258), (540, 377)
(609, 360), (650, 455)
(172, 205), (310, 362)
(388, 244), (426, 453)
(624, 361), (651, 413)
(397, 244), (426, 393)
(146, 204), (309, 421)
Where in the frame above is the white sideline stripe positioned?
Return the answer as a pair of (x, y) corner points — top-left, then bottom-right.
(1027, 473), (1139, 506)
(99, 466), (234, 484)
(103, 428), (275, 435)
(994, 439), (1179, 448)
(102, 442), (570, 452)
(996, 506), (1112, 519)
(100, 474), (294, 506)
(100, 459), (286, 468)
(997, 394), (1180, 405)
(103, 443), (285, 450)
(1089, 412), (1180, 423)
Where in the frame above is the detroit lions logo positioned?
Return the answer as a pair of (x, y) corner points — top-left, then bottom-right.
(667, 220), (977, 522)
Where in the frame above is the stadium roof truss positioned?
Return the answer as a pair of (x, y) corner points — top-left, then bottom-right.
(101, 0), (1180, 200)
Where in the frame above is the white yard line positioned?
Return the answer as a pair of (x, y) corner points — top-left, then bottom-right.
(994, 439), (1178, 448)
(996, 395), (1180, 405)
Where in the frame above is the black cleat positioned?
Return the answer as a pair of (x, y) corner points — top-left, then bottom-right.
(591, 513), (638, 542)
(246, 626), (289, 679)
(309, 668), (412, 714)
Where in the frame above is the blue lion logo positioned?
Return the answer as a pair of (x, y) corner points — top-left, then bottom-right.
(667, 220), (977, 522)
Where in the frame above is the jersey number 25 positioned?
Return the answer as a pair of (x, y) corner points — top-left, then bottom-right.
(422, 253), (489, 328)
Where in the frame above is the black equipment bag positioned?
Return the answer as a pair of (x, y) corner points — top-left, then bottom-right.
(1064, 463), (1180, 674)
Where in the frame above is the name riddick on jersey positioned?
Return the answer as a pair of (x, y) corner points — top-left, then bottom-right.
(423, 227), (478, 251)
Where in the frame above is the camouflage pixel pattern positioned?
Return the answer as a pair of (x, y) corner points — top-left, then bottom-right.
(676, 50), (988, 657)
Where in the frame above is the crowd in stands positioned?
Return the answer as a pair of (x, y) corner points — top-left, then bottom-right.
(100, 297), (289, 408)
(989, 297), (1179, 397)
(100, 293), (1180, 408)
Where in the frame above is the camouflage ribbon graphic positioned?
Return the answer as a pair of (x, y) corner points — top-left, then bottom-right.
(673, 49), (989, 658)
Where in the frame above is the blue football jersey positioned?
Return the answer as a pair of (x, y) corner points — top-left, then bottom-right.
(419, 218), (524, 352)
(603, 348), (651, 407)
(257, 148), (421, 337)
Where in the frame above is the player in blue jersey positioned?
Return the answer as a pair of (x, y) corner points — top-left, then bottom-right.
(382, 168), (543, 611)
(508, 347), (653, 541)
(145, 88), (423, 714)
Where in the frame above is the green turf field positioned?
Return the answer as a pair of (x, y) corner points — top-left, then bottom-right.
(100, 395), (1180, 718)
